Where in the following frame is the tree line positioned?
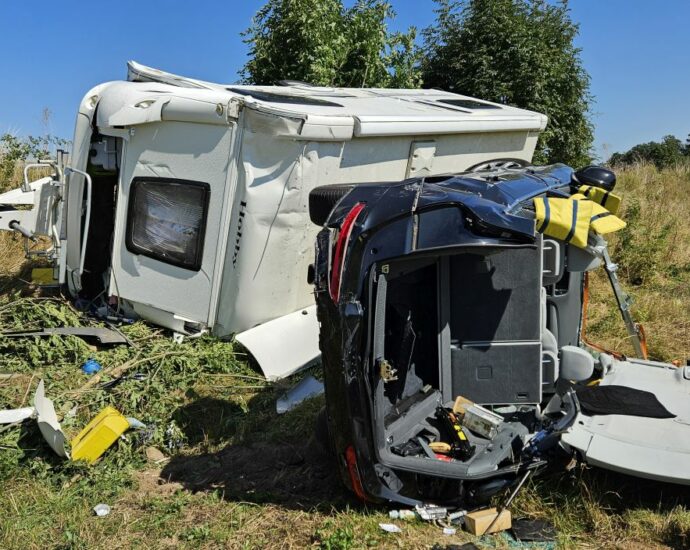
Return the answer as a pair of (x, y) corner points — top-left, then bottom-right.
(608, 135), (690, 170)
(241, 0), (594, 167)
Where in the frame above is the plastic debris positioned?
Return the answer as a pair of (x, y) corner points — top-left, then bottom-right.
(379, 523), (402, 533)
(442, 527), (457, 536)
(510, 518), (556, 542)
(71, 406), (130, 463)
(93, 503), (111, 517)
(164, 421), (186, 450)
(276, 375), (324, 414)
(0, 407), (34, 424)
(389, 509), (416, 520)
(416, 504), (448, 521)
(126, 417), (146, 430)
(448, 509), (468, 524)
(81, 359), (102, 375)
(34, 380), (69, 458)
(2, 327), (128, 345)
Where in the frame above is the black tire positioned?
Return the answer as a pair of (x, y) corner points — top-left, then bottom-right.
(314, 406), (335, 456)
(309, 185), (354, 226)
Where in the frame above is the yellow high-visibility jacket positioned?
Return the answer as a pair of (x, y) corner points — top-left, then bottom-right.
(533, 195), (626, 248)
(576, 185), (622, 215)
(571, 194), (626, 235)
(534, 197), (592, 248)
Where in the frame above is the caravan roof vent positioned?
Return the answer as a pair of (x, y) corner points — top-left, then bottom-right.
(227, 88), (343, 107)
(437, 98), (503, 110)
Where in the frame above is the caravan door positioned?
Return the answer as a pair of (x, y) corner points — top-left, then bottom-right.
(108, 121), (236, 332)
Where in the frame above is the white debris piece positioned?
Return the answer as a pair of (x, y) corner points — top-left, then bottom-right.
(276, 375), (324, 414)
(0, 407), (35, 424)
(33, 380), (69, 458)
(93, 504), (111, 517)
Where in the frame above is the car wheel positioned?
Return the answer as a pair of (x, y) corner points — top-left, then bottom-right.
(309, 185), (354, 226)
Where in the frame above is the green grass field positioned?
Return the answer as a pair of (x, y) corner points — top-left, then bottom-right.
(1, 163), (689, 549)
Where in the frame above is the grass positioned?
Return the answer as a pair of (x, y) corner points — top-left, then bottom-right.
(1, 162), (690, 549)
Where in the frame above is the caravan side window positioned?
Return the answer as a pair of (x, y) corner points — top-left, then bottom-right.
(126, 178), (210, 271)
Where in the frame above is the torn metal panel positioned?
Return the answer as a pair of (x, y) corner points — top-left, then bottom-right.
(33, 380), (69, 458)
(235, 306), (320, 381)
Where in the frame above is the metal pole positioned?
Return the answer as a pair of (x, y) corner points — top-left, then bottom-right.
(601, 247), (645, 357)
(484, 469), (533, 535)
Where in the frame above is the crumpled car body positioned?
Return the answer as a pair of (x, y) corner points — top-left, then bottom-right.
(311, 164), (690, 506)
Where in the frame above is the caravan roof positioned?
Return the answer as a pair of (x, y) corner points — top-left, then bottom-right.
(91, 61), (547, 139)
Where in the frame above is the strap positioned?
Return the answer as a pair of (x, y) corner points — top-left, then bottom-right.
(591, 212), (611, 222)
(602, 189), (611, 209)
(538, 197), (551, 232)
(564, 199), (578, 242)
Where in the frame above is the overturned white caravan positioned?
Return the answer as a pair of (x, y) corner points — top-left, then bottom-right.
(0, 61), (547, 379)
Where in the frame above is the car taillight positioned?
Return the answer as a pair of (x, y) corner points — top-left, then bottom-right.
(329, 202), (365, 303)
(345, 444), (369, 502)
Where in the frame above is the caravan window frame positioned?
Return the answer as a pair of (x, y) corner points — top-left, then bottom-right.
(125, 177), (211, 272)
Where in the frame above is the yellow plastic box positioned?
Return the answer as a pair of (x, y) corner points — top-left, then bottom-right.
(71, 406), (130, 463)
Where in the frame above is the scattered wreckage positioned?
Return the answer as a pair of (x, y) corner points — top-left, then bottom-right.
(1, 62), (688, 510)
(311, 163), (690, 506)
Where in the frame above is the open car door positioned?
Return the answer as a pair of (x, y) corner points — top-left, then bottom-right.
(563, 356), (690, 485)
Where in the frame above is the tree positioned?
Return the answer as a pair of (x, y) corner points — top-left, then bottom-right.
(608, 135), (688, 170)
(240, 0), (421, 88)
(422, 0), (594, 167)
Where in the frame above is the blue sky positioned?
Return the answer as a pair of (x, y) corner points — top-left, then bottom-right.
(1, 1), (688, 160)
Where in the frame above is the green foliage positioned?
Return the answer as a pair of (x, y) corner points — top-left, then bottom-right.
(313, 523), (356, 550)
(241, 0), (421, 87)
(0, 133), (69, 190)
(422, 0), (594, 166)
(0, 295), (248, 479)
(609, 134), (690, 170)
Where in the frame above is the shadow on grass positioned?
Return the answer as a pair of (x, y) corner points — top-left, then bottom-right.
(171, 396), (247, 446)
(162, 393), (354, 511)
(0, 261), (34, 295)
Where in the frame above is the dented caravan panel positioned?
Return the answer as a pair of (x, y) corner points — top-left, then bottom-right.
(0, 61), (548, 378)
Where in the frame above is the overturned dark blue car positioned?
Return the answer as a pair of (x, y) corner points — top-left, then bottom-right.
(310, 164), (690, 507)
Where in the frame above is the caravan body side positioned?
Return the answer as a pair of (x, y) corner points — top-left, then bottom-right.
(2, 62), (547, 378)
(214, 112), (543, 339)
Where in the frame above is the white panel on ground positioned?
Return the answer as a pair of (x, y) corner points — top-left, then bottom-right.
(235, 305), (321, 381)
(563, 359), (690, 485)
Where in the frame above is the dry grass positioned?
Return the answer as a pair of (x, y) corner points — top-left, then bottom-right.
(0, 162), (32, 291)
(0, 234), (26, 278)
(586, 162), (690, 361)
